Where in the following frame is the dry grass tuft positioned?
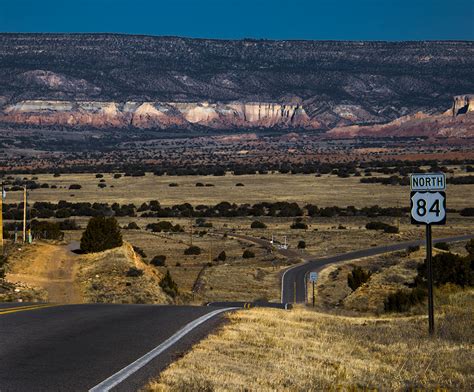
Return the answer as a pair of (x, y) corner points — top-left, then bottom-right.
(145, 290), (473, 391)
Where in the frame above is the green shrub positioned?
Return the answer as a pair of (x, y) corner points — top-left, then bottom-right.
(297, 240), (306, 249)
(384, 287), (426, 312)
(146, 221), (183, 233)
(434, 242), (450, 251)
(150, 255), (167, 266)
(184, 246), (201, 255)
(31, 220), (64, 240)
(290, 221), (308, 230)
(160, 270), (179, 298)
(416, 252), (473, 288)
(243, 250), (255, 258)
(80, 216), (123, 253)
(69, 184), (82, 190)
(133, 245), (147, 258)
(216, 251), (226, 261)
(126, 222), (140, 230)
(126, 267), (143, 277)
(465, 239), (474, 255)
(365, 221), (398, 233)
(407, 245), (420, 253)
(251, 220), (267, 229)
(347, 266), (372, 291)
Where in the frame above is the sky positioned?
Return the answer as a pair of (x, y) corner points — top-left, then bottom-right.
(0, 0), (473, 41)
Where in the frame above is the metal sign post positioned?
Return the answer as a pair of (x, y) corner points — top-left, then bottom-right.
(410, 173), (446, 336)
(309, 272), (318, 308)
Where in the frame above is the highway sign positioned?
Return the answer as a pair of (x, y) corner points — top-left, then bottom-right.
(410, 173), (445, 191)
(309, 272), (318, 282)
(410, 191), (446, 225)
(409, 172), (447, 336)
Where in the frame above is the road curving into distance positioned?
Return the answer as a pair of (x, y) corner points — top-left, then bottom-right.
(228, 232), (474, 304)
(0, 303), (234, 391)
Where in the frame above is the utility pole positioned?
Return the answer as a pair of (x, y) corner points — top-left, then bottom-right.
(0, 183), (3, 255)
(189, 217), (193, 246)
(23, 186), (27, 243)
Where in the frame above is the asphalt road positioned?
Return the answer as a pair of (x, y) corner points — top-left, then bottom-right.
(0, 303), (232, 391)
(228, 232), (474, 304)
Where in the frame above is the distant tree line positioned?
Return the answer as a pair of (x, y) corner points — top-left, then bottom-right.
(2, 159), (473, 177)
(7, 200), (466, 220)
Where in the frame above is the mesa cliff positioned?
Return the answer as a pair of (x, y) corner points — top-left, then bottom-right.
(0, 34), (473, 132)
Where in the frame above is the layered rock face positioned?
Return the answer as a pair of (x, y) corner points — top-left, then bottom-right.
(0, 34), (473, 131)
(449, 95), (474, 116)
(1, 100), (312, 129)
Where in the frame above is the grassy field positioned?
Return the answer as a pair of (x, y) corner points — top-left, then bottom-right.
(9, 170), (474, 209)
(145, 289), (473, 391)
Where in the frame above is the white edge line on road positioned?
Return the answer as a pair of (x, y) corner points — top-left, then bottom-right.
(89, 307), (236, 392)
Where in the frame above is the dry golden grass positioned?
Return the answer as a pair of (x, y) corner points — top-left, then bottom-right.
(13, 171), (474, 209)
(145, 290), (474, 391)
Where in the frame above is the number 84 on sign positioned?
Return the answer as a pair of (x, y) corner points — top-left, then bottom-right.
(410, 191), (446, 225)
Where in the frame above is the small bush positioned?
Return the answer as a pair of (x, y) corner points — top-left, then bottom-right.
(126, 222), (140, 230)
(434, 242), (450, 251)
(133, 246), (147, 259)
(195, 182), (204, 187)
(80, 216), (123, 253)
(243, 250), (255, 259)
(96, 174), (103, 178)
(384, 287), (426, 312)
(466, 239), (474, 255)
(416, 251), (473, 288)
(297, 240), (306, 249)
(365, 221), (399, 233)
(184, 246), (201, 255)
(150, 255), (166, 267)
(347, 266), (372, 291)
(58, 219), (80, 230)
(113, 173), (122, 179)
(216, 251), (226, 261)
(251, 220), (267, 229)
(407, 245), (420, 253)
(236, 183), (244, 186)
(69, 184), (82, 190)
(126, 267), (144, 277)
(169, 183), (179, 187)
(290, 221), (308, 230)
(98, 183), (106, 188)
(160, 270), (179, 298)
(31, 220), (64, 240)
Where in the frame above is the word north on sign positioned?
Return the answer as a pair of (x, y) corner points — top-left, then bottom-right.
(410, 173), (446, 191)
(410, 173), (447, 225)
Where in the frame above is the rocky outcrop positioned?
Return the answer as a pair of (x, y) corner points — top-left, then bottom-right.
(1, 100), (314, 129)
(327, 104), (474, 138)
(448, 95), (474, 116)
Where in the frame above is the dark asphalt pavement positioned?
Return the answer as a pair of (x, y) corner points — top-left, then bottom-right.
(0, 303), (230, 391)
(228, 231), (474, 304)
(281, 234), (474, 303)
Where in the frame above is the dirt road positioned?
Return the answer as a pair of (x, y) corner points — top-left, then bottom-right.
(7, 243), (83, 303)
